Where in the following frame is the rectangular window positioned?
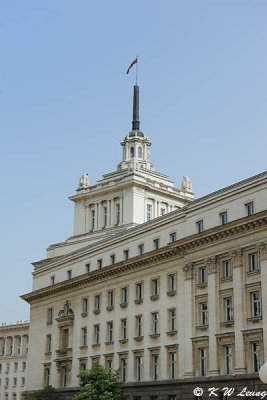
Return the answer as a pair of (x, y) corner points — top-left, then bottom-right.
(108, 291), (114, 307)
(81, 327), (87, 346)
(169, 352), (176, 379)
(136, 356), (142, 382)
(220, 212), (227, 225)
(97, 259), (102, 269)
(136, 316), (142, 337)
(199, 348), (206, 376)
(199, 267), (207, 284)
(91, 210), (95, 230)
(152, 354), (159, 380)
(45, 367), (50, 386)
(82, 298), (88, 313)
(138, 244), (144, 255)
(104, 206), (107, 227)
(106, 359), (112, 377)
(153, 238), (160, 250)
(170, 232), (176, 242)
(121, 287), (128, 304)
(107, 322), (113, 342)
(168, 274), (176, 292)
(50, 276), (55, 285)
(46, 335), (52, 353)
(136, 283), (143, 300)
(147, 204), (152, 221)
(224, 345), (232, 375)
(249, 252), (259, 271)
(200, 303), (208, 326)
(225, 297), (233, 322)
(116, 203), (120, 224)
(121, 358), (127, 382)
(61, 366), (67, 388)
(13, 377), (17, 386)
(22, 376), (25, 386)
(223, 260), (232, 278)
(169, 309), (176, 332)
(152, 312), (159, 334)
(160, 208), (165, 216)
(121, 319), (127, 339)
(80, 363), (86, 372)
(151, 278), (159, 296)
(67, 270), (72, 280)
(196, 220), (204, 233)
(94, 325), (100, 344)
(47, 308), (53, 324)
(110, 254), (115, 265)
(251, 291), (261, 317)
(95, 295), (101, 310)
(246, 202), (254, 216)
(14, 362), (18, 371)
(85, 263), (90, 273)
(252, 342), (260, 372)
(124, 249), (129, 260)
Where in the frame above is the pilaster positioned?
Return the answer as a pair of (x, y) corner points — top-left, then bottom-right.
(182, 262), (194, 378)
(207, 257), (219, 376)
(259, 242), (267, 362)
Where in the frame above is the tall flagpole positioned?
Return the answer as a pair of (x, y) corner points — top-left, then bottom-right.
(136, 55), (138, 85)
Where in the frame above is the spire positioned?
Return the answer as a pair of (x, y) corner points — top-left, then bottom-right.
(132, 85), (140, 131)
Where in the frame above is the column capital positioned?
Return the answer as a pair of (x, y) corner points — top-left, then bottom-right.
(183, 262), (194, 280)
(206, 257), (217, 274)
(229, 248), (243, 268)
(258, 242), (267, 261)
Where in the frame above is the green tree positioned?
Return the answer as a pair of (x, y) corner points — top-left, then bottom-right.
(75, 363), (126, 400)
(22, 385), (61, 400)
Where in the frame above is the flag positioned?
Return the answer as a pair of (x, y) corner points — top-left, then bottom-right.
(127, 58), (137, 74)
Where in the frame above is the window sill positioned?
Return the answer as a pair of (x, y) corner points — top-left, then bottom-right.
(105, 341), (114, 345)
(81, 312), (88, 317)
(150, 295), (159, 301)
(247, 270), (260, 276)
(120, 302), (128, 308)
(92, 343), (100, 348)
(196, 325), (208, 331)
(79, 345), (88, 350)
(220, 321), (234, 327)
(133, 336), (144, 342)
(166, 330), (178, 336)
(166, 290), (176, 297)
(118, 338), (128, 344)
(93, 309), (100, 315)
(196, 283), (207, 289)
(149, 333), (160, 338)
(135, 299), (143, 304)
(106, 306), (114, 311)
(247, 316), (262, 323)
(221, 276), (233, 283)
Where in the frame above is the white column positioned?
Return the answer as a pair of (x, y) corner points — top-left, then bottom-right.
(85, 206), (89, 232)
(120, 197), (123, 224)
(182, 263), (194, 377)
(259, 243), (267, 361)
(157, 201), (160, 218)
(231, 249), (246, 373)
(207, 257), (219, 375)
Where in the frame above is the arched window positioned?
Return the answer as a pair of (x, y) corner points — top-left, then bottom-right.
(130, 146), (135, 158)
(138, 146), (142, 158)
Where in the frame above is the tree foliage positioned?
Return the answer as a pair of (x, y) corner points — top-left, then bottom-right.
(75, 363), (126, 400)
(22, 385), (61, 400)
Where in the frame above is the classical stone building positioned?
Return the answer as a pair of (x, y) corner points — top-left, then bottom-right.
(0, 321), (29, 400)
(21, 86), (267, 399)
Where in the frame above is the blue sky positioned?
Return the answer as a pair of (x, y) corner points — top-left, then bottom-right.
(0, 0), (266, 323)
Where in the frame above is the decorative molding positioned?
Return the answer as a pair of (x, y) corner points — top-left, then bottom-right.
(258, 242), (267, 261)
(230, 248), (243, 268)
(183, 263), (194, 280)
(22, 212), (267, 303)
(207, 257), (217, 274)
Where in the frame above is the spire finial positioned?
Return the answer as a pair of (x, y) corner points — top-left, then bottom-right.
(132, 84), (140, 131)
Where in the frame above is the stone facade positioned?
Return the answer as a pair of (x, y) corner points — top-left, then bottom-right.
(20, 86), (267, 399)
(0, 322), (29, 400)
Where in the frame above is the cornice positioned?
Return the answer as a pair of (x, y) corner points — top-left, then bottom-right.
(21, 210), (267, 304)
(0, 323), (29, 333)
